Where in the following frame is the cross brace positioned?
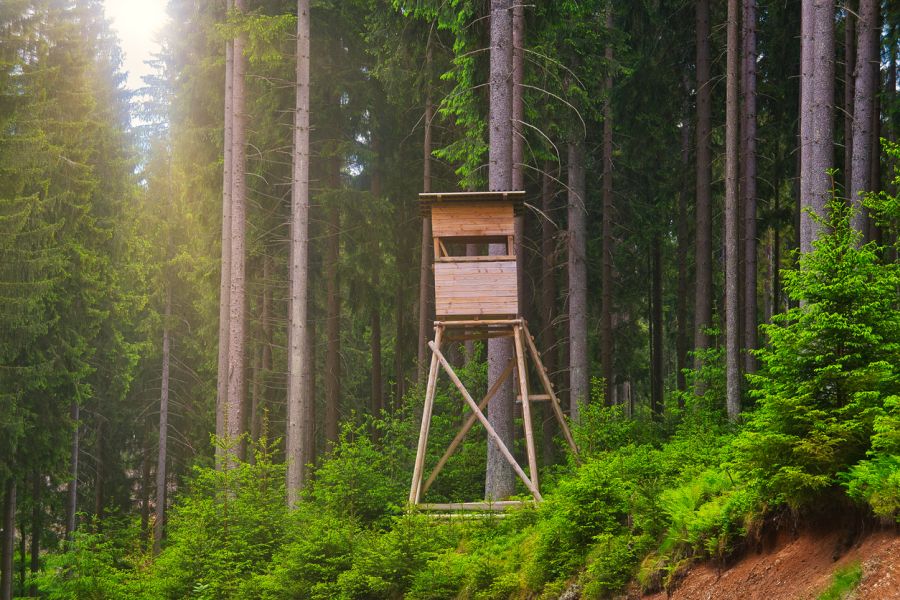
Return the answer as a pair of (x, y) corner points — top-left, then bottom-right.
(408, 319), (578, 509)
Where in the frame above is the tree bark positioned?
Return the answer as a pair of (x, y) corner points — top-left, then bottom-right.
(694, 0), (713, 372)
(370, 135), (384, 432)
(140, 429), (151, 544)
(417, 40), (433, 387)
(849, 0), (877, 234)
(93, 418), (104, 523)
(216, 0), (234, 461)
(485, 0), (516, 501)
(725, 0), (741, 420)
(1, 478), (14, 600)
(227, 0), (248, 458)
(742, 0), (759, 374)
(650, 236), (663, 416)
(287, 0), (312, 504)
(153, 288), (171, 555)
(844, 1), (856, 189)
(512, 2), (527, 317)
(568, 142), (588, 423)
(540, 163), (557, 464)
(65, 401), (78, 540)
(800, 0), (835, 254)
(29, 473), (38, 597)
(600, 7), (615, 405)
(676, 84), (691, 396)
(324, 155), (341, 449)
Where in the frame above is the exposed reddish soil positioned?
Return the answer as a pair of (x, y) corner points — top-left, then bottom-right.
(640, 527), (899, 600)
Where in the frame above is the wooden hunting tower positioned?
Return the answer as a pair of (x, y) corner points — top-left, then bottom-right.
(423, 191), (522, 319)
(410, 191), (577, 514)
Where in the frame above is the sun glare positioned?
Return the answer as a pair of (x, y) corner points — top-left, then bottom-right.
(103, 0), (169, 90)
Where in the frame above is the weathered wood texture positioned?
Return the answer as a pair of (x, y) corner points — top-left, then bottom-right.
(431, 202), (515, 238)
(434, 260), (518, 317)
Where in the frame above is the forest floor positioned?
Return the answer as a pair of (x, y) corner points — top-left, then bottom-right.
(638, 524), (900, 600)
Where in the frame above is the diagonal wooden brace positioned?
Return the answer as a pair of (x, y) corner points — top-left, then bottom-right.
(421, 358), (515, 496)
(428, 341), (542, 501)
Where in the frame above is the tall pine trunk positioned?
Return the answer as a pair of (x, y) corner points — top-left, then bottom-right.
(844, 1), (856, 189)
(725, 0), (741, 420)
(287, 0), (312, 503)
(485, 0), (516, 500)
(849, 0), (877, 234)
(324, 154), (341, 449)
(676, 85), (691, 395)
(742, 0), (759, 374)
(0, 479), (14, 600)
(540, 163), (557, 464)
(694, 0), (713, 373)
(216, 0), (234, 458)
(227, 0), (248, 457)
(568, 142), (588, 422)
(154, 288), (171, 554)
(512, 3), (526, 310)
(650, 236), (663, 415)
(800, 0), (835, 253)
(370, 135), (384, 431)
(29, 472), (39, 597)
(65, 402), (78, 539)
(417, 40), (433, 387)
(600, 7), (615, 405)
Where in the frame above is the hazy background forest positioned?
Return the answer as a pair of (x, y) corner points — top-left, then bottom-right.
(0, 0), (898, 598)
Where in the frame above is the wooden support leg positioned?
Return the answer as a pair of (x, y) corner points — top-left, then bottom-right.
(513, 325), (539, 491)
(421, 358), (514, 496)
(409, 326), (444, 505)
(522, 323), (579, 458)
(428, 341), (543, 501)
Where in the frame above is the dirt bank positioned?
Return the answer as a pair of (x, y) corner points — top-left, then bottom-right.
(640, 527), (899, 600)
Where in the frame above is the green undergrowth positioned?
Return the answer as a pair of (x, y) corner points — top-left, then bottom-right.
(817, 562), (863, 600)
(33, 191), (899, 598)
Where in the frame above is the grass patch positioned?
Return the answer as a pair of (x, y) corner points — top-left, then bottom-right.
(817, 562), (862, 600)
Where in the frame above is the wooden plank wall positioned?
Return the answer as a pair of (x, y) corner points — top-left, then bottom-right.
(434, 260), (518, 317)
(431, 202), (514, 239)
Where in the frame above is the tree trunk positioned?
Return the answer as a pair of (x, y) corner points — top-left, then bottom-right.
(216, 0), (234, 461)
(29, 473), (38, 597)
(227, 0), (248, 458)
(742, 0), (759, 374)
(287, 0), (312, 504)
(844, 1), (856, 189)
(324, 156), (341, 449)
(1, 479), (14, 600)
(725, 0), (741, 420)
(694, 0), (713, 372)
(485, 0), (516, 501)
(154, 288), (171, 555)
(512, 2), (527, 317)
(417, 41), (433, 387)
(370, 135), (384, 433)
(540, 163), (557, 464)
(140, 429), (151, 544)
(676, 84), (691, 396)
(849, 0), (877, 233)
(65, 401), (78, 540)
(800, 0), (835, 254)
(251, 255), (272, 450)
(650, 236), (663, 416)
(568, 142), (588, 423)
(600, 7), (615, 405)
(93, 418), (104, 523)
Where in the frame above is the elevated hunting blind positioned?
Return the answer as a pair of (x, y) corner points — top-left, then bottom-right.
(410, 191), (577, 515)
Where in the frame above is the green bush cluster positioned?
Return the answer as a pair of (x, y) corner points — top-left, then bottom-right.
(33, 188), (899, 598)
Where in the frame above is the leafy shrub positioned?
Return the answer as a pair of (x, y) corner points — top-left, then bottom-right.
(151, 437), (288, 599)
(735, 195), (900, 510)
